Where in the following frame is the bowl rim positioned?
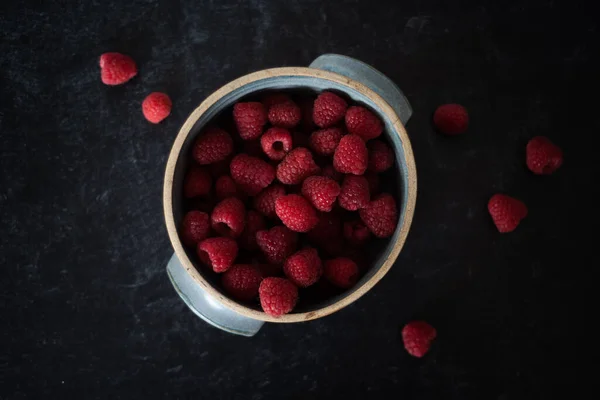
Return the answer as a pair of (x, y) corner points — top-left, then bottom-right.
(163, 67), (417, 323)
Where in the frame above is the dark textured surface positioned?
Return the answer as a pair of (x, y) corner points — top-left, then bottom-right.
(0, 0), (594, 398)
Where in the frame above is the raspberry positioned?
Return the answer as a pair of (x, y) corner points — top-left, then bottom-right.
(359, 193), (398, 238)
(309, 127), (344, 156)
(275, 194), (319, 232)
(253, 184), (286, 218)
(180, 211), (210, 247)
(338, 175), (370, 211)
(183, 166), (212, 198)
(215, 175), (243, 200)
(222, 264), (263, 301)
(262, 93), (291, 110)
(322, 165), (343, 182)
(301, 176), (341, 212)
(313, 91), (347, 128)
(259, 277), (298, 317)
(142, 92), (172, 124)
(345, 106), (383, 140)
(364, 171), (380, 194)
(526, 136), (563, 175)
(197, 237), (238, 273)
(211, 197), (246, 238)
(324, 257), (359, 288)
(402, 321), (437, 358)
(487, 194), (528, 233)
(333, 134), (368, 175)
(99, 52), (137, 85)
(433, 104), (469, 135)
(276, 147), (320, 185)
(367, 140), (394, 172)
(233, 102), (267, 140)
(256, 226), (298, 264)
(307, 212), (342, 247)
(193, 127), (234, 165)
(261, 127), (293, 161)
(343, 220), (371, 245)
(268, 100), (301, 128)
(284, 248), (323, 288)
(239, 210), (266, 250)
(230, 154), (275, 195)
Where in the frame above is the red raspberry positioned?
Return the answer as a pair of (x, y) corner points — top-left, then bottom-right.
(259, 277), (298, 317)
(256, 226), (298, 264)
(343, 220), (371, 245)
(526, 136), (563, 175)
(142, 92), (172, 124)
(313, 91), (347, 128)
(322, 165), (343, 182)
(197, 237), (238, 273)
(221, 264), (263, 301)
(309, 127), (344, 156)
(268, 100), (301, 128)
(284, 248), (323, 288)
(211, 197), (246, 238)
(301, 176), (341, 212)
(402, 321), (437, 358)
(230, 154), (275, 195)
(364, 171), (380, 194)
(276, 147), (320, 185)
(359, 193), (398, 238)
(333, 134), (368, 175)
(338, 175), (370, 211)
(233, 102), (267, 140)
(261, 127), (293, 161)
(433, 104), (469, 135)
(253, 184), (286, 218)
(367, 140), (394, 172)
(275, 194), (319, 232)
(215, 175), (243, 200)
(262, 93), (291, 110)
(180, 211), (210, 247)
(193, 127), (234, 165)
(487, 194), (528, 233)
(324, 257), (359, 288)
(183, 166), (212, 198)
(239, 210), (266, 250)
(345, 106), (383, 140)
(99, 52), (137, 85)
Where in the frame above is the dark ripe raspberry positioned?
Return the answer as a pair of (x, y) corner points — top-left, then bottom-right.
(197, 237), (238, 273)
(343, 220), (371, 245)
(309, 127), (344, 156)
(256, 226), (298, 264)
(180, 211), (210, 247)
(324, 257), (359, 288)
(211, 197), (246, 238)
(345, 106), (383, 141)
(364, 171), (380, 194)
(402, 321), (437, 358)
(283, 247), (323, 288)
(526, 136), (563, 175)
(259, 277), (298, 317)
(488, 194), (528, 233)
(433, 104), (469, 135)
(313, 91), (347, 128)
(193, 127), (234, 165)
(367, 140), (395, 172)
(215, 175), (243, 200)
(268, 100), (302, 128)
(262, 93), (292, 110)
(233, 102), (267, 140)
(301, 176), (341, 212)
(253, 184), (286, 218)
(333, 134), (368, 175)
(321, 165), (343, 182)
(338, 175), (370, 211)
(359, 193), (398, 238)
(222, 264), (263, 302)
(239, 210), (266, 250)
(230, 154), (275, 195)
(183, 166), (212, 198)
(276, 147), (320, 185)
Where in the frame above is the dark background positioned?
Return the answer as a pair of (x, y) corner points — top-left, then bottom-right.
(0, 0), (594, 398)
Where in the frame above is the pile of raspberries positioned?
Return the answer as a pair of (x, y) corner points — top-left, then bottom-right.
(179, 90), (399, 317)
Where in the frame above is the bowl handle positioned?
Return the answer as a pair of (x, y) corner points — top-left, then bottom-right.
(309, 54), (412, 125)
(166, 254), (264, 337)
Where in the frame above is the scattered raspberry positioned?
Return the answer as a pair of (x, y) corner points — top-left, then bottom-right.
(193, 127), (234, 165)
(309, 127), (344, 156)
(211, 197), (246, 238)
(322, 165), (343, 182)
(313, 91), (347, 128)
(487, 194), (528, 233)
(262, 93), (291, 110)
(275, 194), (319, 232)
(338, 175), (370, 211)
(526, 136), (563, 175)
(239, 210), (266, 250)
(230, 154), (275, 195)
(364, 171), (380, 194)
(215, 175), (242, 200)
(141, 92), (172, 124)
(256, 226), (298, 264)
(259, 277), (298, 317)
(402, 321), (437, 358)
(197, 237), (238, 273)
(253, 184), (286, 218)
(345, 106), (383, 140)
(367, 140), (394, 172)
(183, 166), (212, 198)
(233, 102), (267, 140)
(433, 104), (469, 135)
(276, 147), (320, 185)
(359, 193), (398, 238)
(99, 52), (137, 85)
(268, 100), (302, 128)
(284, 248), (323, 288)
(180, 211), (210, 247)
(222, 264), (263, 301)
(324, 257), (359, 288)
(301, 176), (341, 212)
(261, 127), (293, 161)
(333, 134), (368, 175)
(343, 220), (371, 245)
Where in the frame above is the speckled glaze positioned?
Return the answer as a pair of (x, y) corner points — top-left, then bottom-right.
(164, 54), (416, 336)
